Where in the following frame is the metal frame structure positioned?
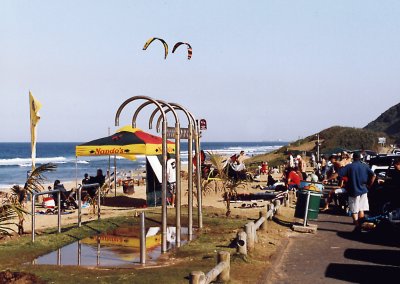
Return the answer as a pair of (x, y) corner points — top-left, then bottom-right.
(155, 104), (203, 229)
(147, 100), (182, 246)
(115, 96), (169, 252)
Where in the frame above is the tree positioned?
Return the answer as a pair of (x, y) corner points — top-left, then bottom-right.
(0, 163), (56, 236)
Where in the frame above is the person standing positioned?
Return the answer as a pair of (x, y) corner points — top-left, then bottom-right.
(338, 152), (376, 232)
(288, 152), (295, 168)
(311, 153), (316, 168)
(167, 153), (177, 207)
(297, 155), (307, 180)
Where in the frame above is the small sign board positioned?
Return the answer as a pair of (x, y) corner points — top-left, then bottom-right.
(378, 137), (386, 145)
(166, 127), (190, 139)
(199, 119), (207, 130)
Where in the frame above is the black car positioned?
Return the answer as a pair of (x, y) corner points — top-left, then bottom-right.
(368, 154), (400, 216)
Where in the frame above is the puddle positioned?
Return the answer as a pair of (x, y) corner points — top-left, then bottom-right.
(33, 226), (194, 267)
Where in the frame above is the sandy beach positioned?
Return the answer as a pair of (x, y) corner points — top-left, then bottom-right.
(1, 169), (278, 234)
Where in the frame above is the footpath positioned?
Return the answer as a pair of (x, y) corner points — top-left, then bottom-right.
(267, 211), (400, 283)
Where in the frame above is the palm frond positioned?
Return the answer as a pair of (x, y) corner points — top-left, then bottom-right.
(0, 204), (19, 236)
(207, 151), (228, 179)
(24, 163), (57, 194)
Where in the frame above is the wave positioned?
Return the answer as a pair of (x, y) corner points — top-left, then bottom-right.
(0, 157), (69, 167)
(179, 145), (281, 157)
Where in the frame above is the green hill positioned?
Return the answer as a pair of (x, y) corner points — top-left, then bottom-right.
(247, 127), (391, 168)
(364, 102), (400, 143)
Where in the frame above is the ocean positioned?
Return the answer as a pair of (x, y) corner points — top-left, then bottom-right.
(0, 141), (287, 188)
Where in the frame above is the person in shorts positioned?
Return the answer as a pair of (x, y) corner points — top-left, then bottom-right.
(338, 152), (376, 232)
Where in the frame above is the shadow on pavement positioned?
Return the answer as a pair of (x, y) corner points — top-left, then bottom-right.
(319, 207), (347, 216)
(337, 224), (400, 248)
(315, 219), (353, 226)
(344, 248), (400, 267)
(325, 263), (400, 283)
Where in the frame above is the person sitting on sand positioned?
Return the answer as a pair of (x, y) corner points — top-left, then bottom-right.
(53, 180), (78, 209)
(82, 173), (89, 185)
(86, 169), (105, 198)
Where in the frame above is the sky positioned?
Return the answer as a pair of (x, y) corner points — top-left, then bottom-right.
(1, 0), (400, 142)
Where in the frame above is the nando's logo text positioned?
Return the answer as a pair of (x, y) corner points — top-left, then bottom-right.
(91, 148), (130, 155)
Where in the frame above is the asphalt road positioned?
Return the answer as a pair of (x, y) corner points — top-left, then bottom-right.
(268, 211), (400, 283)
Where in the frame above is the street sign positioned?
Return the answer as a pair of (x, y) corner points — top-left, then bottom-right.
(166, 127), (190, 139)
(199, 119), (207, 130)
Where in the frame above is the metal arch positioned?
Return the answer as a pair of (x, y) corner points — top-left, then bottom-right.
(145, 100), (183, 247)
(150, 103), (196, 236)
(166, 103), (195, 237)
(115, 96), (167, 127)
(154, 105), (202, 229)
(148, 100), (180, 128)
(114, 96), (169, 253)
(155, 106), (196, 133)
(131, 101), (153, 128)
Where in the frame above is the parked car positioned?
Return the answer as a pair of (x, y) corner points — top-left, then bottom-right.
(367, 154), (400, 228)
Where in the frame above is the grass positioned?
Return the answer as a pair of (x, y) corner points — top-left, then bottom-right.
(0, 206), (294, 283)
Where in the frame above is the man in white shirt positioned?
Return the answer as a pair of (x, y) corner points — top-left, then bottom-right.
(167, 153), (176, 207)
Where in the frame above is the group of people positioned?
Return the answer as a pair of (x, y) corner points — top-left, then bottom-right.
(283, 153), (308, 190)
(325, 152), (376, 232)
(284, 150), (400, 233)
(47, 169), (106, 210)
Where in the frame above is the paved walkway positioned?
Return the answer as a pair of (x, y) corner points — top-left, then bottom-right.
(269, 211), (400, 283)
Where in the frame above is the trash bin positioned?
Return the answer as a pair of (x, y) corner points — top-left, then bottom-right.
(294, 190), (322, 220)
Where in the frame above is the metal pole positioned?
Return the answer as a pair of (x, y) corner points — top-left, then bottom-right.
(75, 156), (78, 189)
(78, 240), (81, 266)
(57, 248), (61, 266)
(175, 122), (181, 247)
(78, 185), (82, 227)
(31, 193), (35, 242)
(57, 191), (61, 233)
(97, 236), (100, 266)
(162, 119), (168, 253)
(108, 127), (111, 192)
(188, 125), (193, 239)
(114, 155), (117, 197)
(194, 121), (203, 228)
(303, 191), (311, 227)
(140, 212), (146, 265)
(98, 186), (101, 221)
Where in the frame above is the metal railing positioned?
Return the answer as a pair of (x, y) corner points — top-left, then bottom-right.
(31, 189), (62, 242)
(77, 183), (101, 227)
